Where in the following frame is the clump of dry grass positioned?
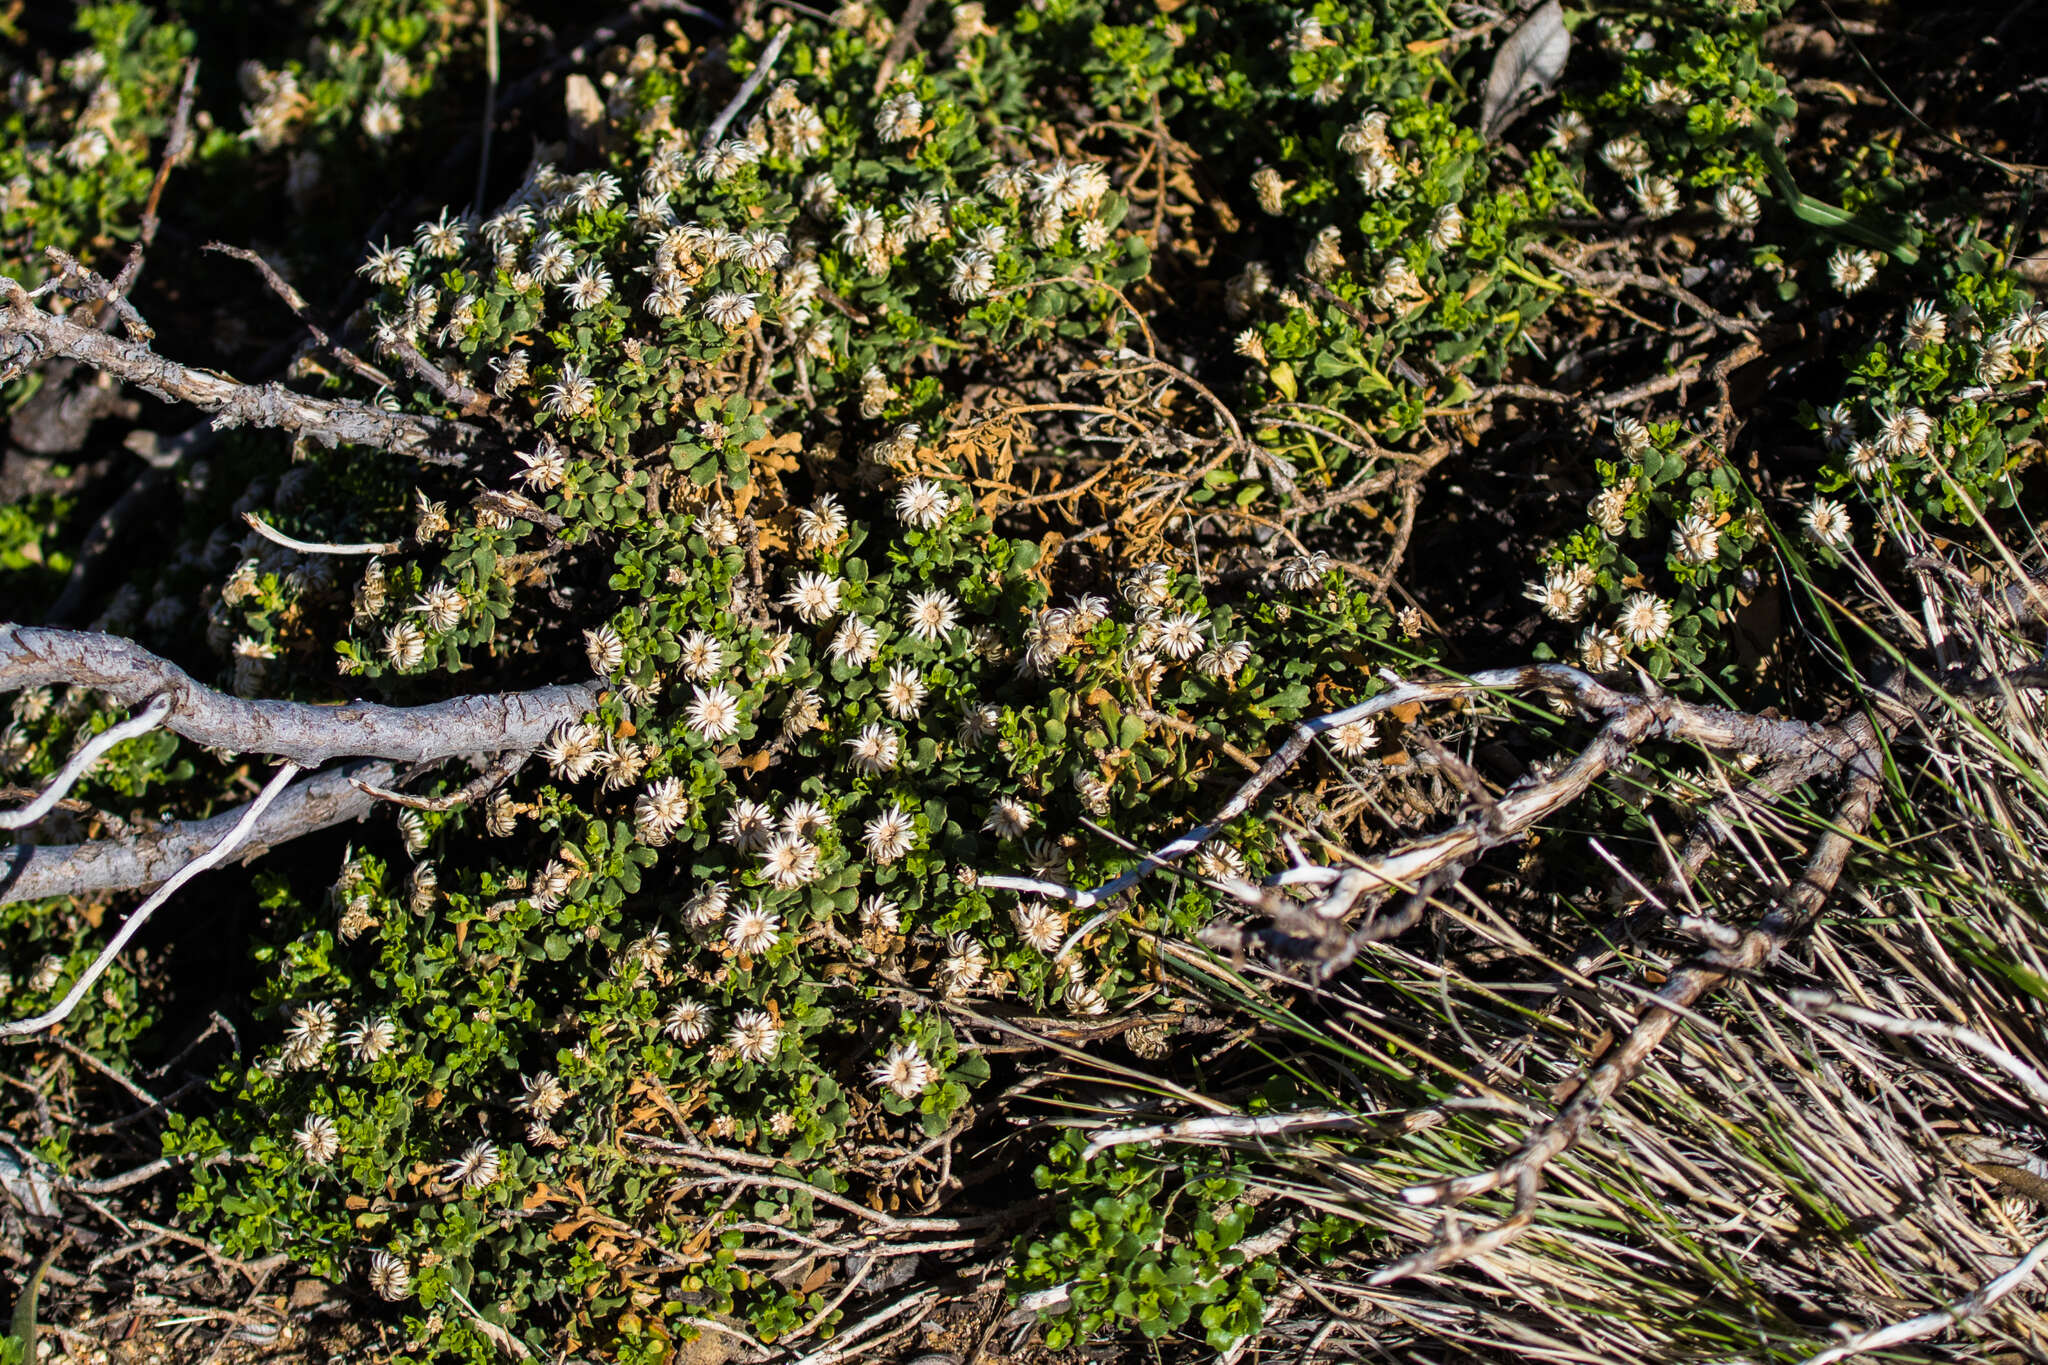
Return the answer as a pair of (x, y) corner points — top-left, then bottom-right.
(1026, 487), (2048, 1362)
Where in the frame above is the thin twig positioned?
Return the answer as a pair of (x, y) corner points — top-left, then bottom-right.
(2, 762), (301, 1038)
(704, 24), (792, 150)
(241, 512), (400, 557)
(1795, 1231), (2048, 1365)
(0, 695), (171, 830)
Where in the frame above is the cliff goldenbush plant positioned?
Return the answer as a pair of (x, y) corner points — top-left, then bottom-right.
(6, 0), (2048, 1361)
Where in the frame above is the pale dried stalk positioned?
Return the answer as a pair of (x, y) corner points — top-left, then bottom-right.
(0, 695), (170, 830)
(1, 761), (301, 1037)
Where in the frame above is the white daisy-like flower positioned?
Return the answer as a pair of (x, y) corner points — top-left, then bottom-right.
(527, 232), (576, 283)
(677, 630), (725, 681)
(1076, 217), (1111, 253)
(517, 440), (569, 491)
(1828, 247), (1879, 296)
(881, 664), (927, 720)
(382, 621), (428, 670)
(860, 894), (902, 932)
(1526, 568), (1588, 622)
(1328, 719), (1378, 758)
(359, 239), (415, 286)
(562, 262), (614, 310)
(517, 1071), (570, 1119)
(797, 495), (849, 551)
(1278, 553), (1330, 591)
(1548, 110), (1591, 152)
(367, 1250), (412, 1301)
(294, 1113), (340, 1164)
(1598, 135), (1652, 178)
(1012, 901), (1068, 954)
(662, 1000), (712, 1043)
(759, 833), (820, 888)
(1844, 440), (1885, 481)
(1618, 593), (1673, 648)
(1803, 496), (1852, 549)
(703, 290), (758, 330)
(624, 929), (672, 973)
(1815, 404), (1856, 451)
(936, 933), (988, 995)
(1873, 406), (1933, 459)
(895, 479), (954, 530)
(905, 588), (961, 642)
(1612, 415), (1654, 455)
(584, 624), (625, 676)
(829, 617), (880, 667)
(1980, 334), (2019, 384)
(949, 247), (996, 302)
(1714, 183), (1760, 225)
(1901, 300), (1947, 351)
(864, 803), (916, 863)
(875, 91), (924, 141)
(1671, 512), (1721, 566)
(1063, 975), (1107, 1015)
(725, 901), (782, 957)
(1196, 639), (1252, 681)
(540, 719), (604, 781)
(760, 632), (795, 680)
(412, 580), (466, 634)
(1579, 626), (1625, 671)
(985, 797), (1032, 840)
(2007, 307), (2048, 352)
(1426, 203), (1464, 251)
(686, 684), (742, 742)
(870, 1040), (936, 1099)
(736, 229), (789, 274)
(542, 363), (598, 418)
(847, 722), (902, 774)
(958, 704), (1000, 747)
(727, 1009), (783, 1062)
(414, 209), (467, 259)
(342, 1015), (397, 1063)
(444, 1140), (500, 1191)
(645, 275), (692, 319)
(634, 778), (691, 845)
(1157, 611), (1206, 662)
(1630, 174), (1680, 219)
(784, 571), (844, 624)
(779, 799), (830, 841)
(1588, 486), (1630, 537)
(287, 1001), (338, 1051)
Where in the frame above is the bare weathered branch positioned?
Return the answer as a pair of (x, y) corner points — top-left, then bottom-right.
(0, 278), (479, 465)
(0, 627), (600, 766)
(0, 759), (395, 906)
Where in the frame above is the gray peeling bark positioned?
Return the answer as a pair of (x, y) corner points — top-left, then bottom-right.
(0, 759), (394, 906)
(0, 627), (602, 766)
(0, 278), (480, 465)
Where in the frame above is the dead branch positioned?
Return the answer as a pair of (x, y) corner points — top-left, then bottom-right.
(2, 762), (301, 1037)
(1794, 1230), (2048, 1365)
(1371, 756), (1884, 1283)
(203, 242), (395, 391)
(0, 278), (480, 465)
(0, 627), (600, 767)
(240, 511), (400, 557)
(984, 662), (1864, 912)
(0, 758), (397, 907)
(0, 695), (170, 830)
